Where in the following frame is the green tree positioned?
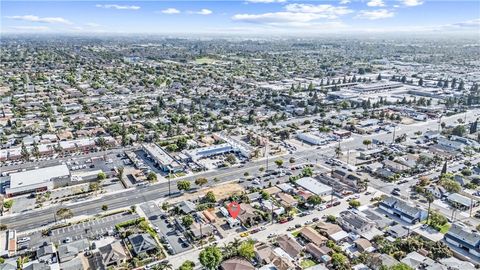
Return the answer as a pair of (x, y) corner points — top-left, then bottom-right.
(389, 263), (413, 270)
(424, 193), (434, 225)
(349, 199), (361, 208)
(177, 180), (191, 191)
(204, 191), (216, 203)
(199, 245), (222, 270)
(429, 211), (448, 231)
(307, 195), (322, 205)
(302, 167), (313, 177)
(289, 157), (296, 163)
(97, 172), (107, 181)
(182, 215), (194, 227)
(260, 191), (270, 200)
(195, 178), (208, 187)
(178, 260), (195, 270)
(117, 166), (124, 182)
(89, 182), (100, 192)
(56, 208), (73, 221)
(21, 142), (30, 161)
(32, 141), (40, 159)
(225, 154), (237, 165)
(439, 178), (461, 193)
(452, 125), (466, 136)
(237, 240), (255, 260)
(326, 215), (337, 223)
(332, 252), (349, 270)
(147, 172), (158, 182)
(362, 139), (372, 149)
(274, 159), (284, 168)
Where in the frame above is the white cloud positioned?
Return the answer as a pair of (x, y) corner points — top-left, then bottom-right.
(367, 0), (385, 7)
(447, 18), (480, 28)
(339, 0), (351, 4)
(233, 12), (330, 23)
(232, 3), (352, 27)
(95, 4), (140, 10)
(284, 4), (353, 18)
(189, 9), (213, 15)
(85, 22), (101, 27)
(402, 0), (424, 6)
(6, 15), (72, 24)
(356, 9), (394, 20)
(10, 26), (50, 31)
(161, 8), (181, 14)
(245, 0), (286, 3)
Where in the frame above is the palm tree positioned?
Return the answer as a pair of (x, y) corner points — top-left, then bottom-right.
(335, 145), (342, 158)
(96, 137), (108, 150)
(425, 193), (435, 225)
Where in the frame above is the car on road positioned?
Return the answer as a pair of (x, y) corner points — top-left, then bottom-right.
(304, 220), (313, 225)
(312, 217), (320, 222)
(64, 237), (72, 243)
(391, 190), (401, 196)
(240, 232), (250, 237)
(267, 233), (277, 238)
(17, 237), (30, 244)
(294, 224), (301, 228)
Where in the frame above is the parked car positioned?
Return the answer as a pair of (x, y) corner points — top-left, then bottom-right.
(17, 237), (30, 244)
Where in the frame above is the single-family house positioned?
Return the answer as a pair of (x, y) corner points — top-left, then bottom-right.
(444, 224), (480, 257)
(379, 196), (427, 224)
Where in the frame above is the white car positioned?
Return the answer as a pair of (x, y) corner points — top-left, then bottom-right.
(267, 233), (277, 238)
(17, 237), (30, 243)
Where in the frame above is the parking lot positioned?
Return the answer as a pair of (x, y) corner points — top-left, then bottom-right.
(21, 212), (139, 250)
(140, 202), (193, 255)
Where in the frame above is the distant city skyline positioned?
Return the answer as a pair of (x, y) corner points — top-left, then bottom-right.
(1, 0), (479, 35)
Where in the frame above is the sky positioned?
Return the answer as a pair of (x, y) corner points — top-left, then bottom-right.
(1, 0), (479, 35)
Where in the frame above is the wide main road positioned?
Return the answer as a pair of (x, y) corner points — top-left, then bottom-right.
(3, 109), (479, 232)
(2, 152), (298, 232)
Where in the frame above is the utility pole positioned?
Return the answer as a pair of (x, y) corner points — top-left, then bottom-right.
(168, 173), (171, 196)
(392, 126), (396, 143)
(271, 202), (274, 224)
(265, 139), (269, 172)
(438, 115), (443, 132)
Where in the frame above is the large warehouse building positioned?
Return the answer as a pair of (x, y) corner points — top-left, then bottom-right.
(5, 164), (70, 197)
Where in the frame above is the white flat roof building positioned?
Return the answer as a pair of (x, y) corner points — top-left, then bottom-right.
(352, 81), (403, 93)
(142, 143), (183, 173)
(5, 164), (70, 197)
(297, 132), (332, 145)
(296, 177), (333, 196)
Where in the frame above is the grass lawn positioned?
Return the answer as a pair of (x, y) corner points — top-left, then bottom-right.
(300, 259), (317, 269)
(291, 231), (300, 237)
(437, 223), (451, 234)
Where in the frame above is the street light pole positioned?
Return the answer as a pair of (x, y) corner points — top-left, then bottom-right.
(392, 126), (396, 143)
